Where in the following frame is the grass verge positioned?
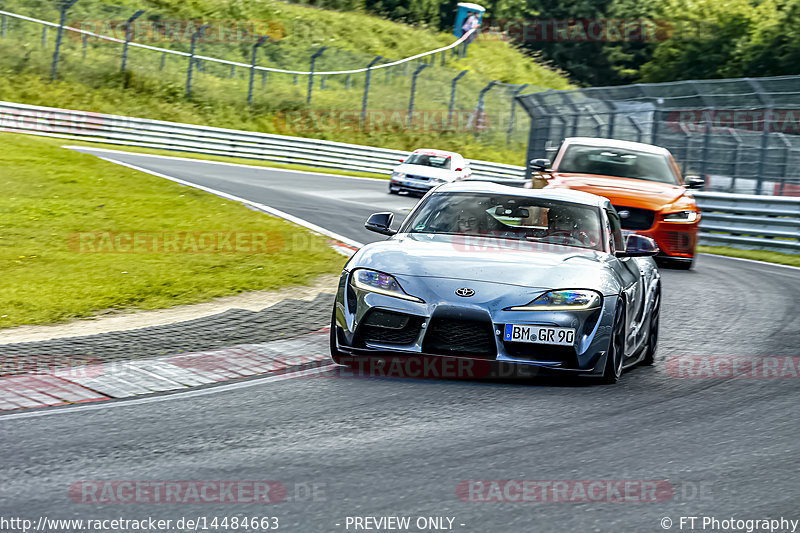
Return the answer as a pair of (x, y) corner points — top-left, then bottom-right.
(0, 132), (347, 329)
(698, 246), (800, 268)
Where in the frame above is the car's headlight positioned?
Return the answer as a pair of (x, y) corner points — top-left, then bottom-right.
(508, 289), (601, 311)
(663, 210), (698, 223)
(391, 172), (406, 179)
(351, 269), (424, 302)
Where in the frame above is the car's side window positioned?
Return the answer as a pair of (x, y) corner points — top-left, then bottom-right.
(606, 209), (625, 252)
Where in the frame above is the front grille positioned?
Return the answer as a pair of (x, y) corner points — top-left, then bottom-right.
(422, 317), (496, 358)
(613, 205), (655, 231)
(359, 310), (423, 346)
(406, 174), (430, 181)
(659, 231), (693, 254)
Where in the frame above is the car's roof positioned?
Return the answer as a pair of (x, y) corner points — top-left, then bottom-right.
(563, 137), (672, 156)
(411, 148), (463, 158)
(434, 181), (609, 208)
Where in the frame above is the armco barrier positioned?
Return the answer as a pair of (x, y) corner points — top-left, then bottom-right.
(0, 100), (526, 181)
(1, 101), (797, 254)
(691, 191), (800, 254)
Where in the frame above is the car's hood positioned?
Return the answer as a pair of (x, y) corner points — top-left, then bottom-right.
(394, 163), (455, 180)
(547, 173), (689, 210)
(350, 234), (619, 294)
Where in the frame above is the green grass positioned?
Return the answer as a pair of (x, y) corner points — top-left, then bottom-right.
(699, 246), (800, 267)
(0, 0), (571, 164)
(0, 132), (347, 329)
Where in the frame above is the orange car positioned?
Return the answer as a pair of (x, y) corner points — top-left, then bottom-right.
(531, 137), (704, 269)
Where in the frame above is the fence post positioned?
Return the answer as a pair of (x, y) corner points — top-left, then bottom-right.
(248, 35), (268, 109)
(42, 26), (47, 48)
(230, 65), (235, 78)
(1, 14), (7, 37)
(81, 33), (88, 60)
(361, 55), (382, 127)
(629, 116), (643, 143)
(407, 63), (429, 127)
(346, 73), (351, 90)
(441, 50), (445, 66)
(307, 47), (327, 107)
(159, 52), (166, 70)
(507, 84), (528, 143)
(121, 9), (145, 87)
(776, 132), (792, 196)
(727, 128), (744, 193)
(262, 71), (267, 88)
(468, 80), (498, 132)
(50, 0), (79, 82)
(185, 24), (209, 98)
(447, 70), (468, 128)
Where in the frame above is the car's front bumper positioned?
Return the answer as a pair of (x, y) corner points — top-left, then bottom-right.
(390, 177), (439, 194)
(639, 220), (700, 259)
(332, 271), (619, 378)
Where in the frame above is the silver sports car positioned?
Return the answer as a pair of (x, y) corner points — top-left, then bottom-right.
(330, 182), (662, 383)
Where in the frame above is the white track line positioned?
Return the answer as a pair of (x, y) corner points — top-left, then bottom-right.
(64, 145), (387, 182)
(0, 365), (335, 421)
(699, 253), (800, 271)
(87, 154), (365, 250)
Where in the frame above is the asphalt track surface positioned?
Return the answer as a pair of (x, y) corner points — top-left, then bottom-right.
(2, 149), (799, 533)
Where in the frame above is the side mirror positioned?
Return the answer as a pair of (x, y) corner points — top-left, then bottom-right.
(454, 167), (463, 172)
(365, 212), (396, 236)
(530, 158), (551, 172)
(684, 175), (705, 189)
(616, 233), (659, 258)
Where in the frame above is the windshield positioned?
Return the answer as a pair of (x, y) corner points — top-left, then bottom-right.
(404, 192), (604, 251)
(557, 144), (678, 184)
(404, 153), (452, 170)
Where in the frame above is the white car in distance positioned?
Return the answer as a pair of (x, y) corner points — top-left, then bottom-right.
(389, 149), (472, 195)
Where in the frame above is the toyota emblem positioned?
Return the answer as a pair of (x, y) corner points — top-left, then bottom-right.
(455, 287), (475, 297)
(618, 210), (630, 219)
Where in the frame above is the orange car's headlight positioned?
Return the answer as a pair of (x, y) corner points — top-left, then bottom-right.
(663, 210), (698, 223)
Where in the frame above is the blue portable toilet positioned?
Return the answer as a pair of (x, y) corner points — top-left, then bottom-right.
(453, 2), (485, 37)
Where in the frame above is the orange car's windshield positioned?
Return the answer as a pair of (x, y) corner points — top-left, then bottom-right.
(557, 144), (678, 185)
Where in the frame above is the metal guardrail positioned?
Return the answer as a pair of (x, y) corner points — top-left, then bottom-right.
(1, 100), (797, 254)
(0, 100), (526, 181)
(692, 191), (800, 253)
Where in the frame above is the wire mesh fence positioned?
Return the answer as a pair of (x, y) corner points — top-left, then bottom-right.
(517, 77), (800, 196)
(0, 5), (544, 159)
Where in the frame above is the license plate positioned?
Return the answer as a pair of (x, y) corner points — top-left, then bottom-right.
(504, 324), (576, 346)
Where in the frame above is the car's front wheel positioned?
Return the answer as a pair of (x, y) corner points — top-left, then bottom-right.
(388, 183), (400, 195)
(601, 302), (626, 384)
(641, 286), (660, 366)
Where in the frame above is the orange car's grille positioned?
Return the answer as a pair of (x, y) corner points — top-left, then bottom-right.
(612, 205), (655, 231)
(659, 231), (694, 254)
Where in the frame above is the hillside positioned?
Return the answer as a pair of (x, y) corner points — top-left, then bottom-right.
(0, 0), (571, 164)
